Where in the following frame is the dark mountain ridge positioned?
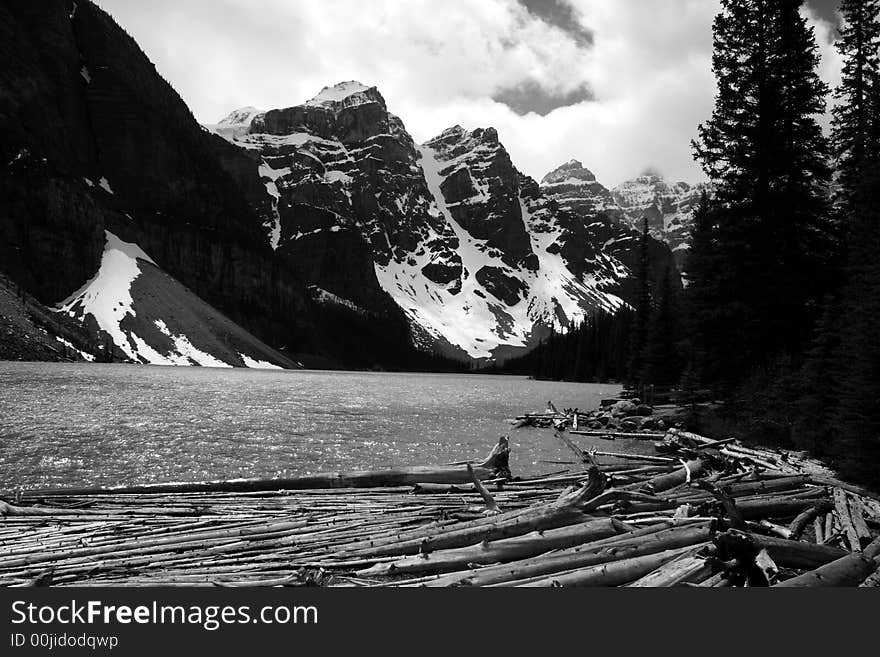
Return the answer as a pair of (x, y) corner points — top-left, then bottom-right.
(1, 1), (681, 368)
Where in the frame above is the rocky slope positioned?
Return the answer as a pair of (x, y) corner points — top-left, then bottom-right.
(209, 85), (679, 361)
(2, 2), (681, 367)
(541, 161), (709, 267)
(0, 272), (98, 363)
(57, 230), (293, 367)
(0, 1), (431, 369)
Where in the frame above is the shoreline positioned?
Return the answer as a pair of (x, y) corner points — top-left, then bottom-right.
(1, 400), (877, 588)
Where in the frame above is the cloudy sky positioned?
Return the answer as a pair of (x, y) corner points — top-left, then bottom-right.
(97, 0), (842, 187)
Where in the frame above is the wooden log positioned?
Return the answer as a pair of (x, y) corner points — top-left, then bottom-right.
(697, 572), (728, 587)
(570, 431), (667, 440)
(639, 459), (706, 494)
(583, 489), (675, 513)
(719, 449), (785, 472)
(339, 468), (607, 558)
(748, 519), (793, 540)
(627, 548), (715, 587)
(714, 530), (849, 569)
(825, 512), (835, 542)
(694, 437), (738, 450)
(665, 429), (716, 446)
(17, 438), (512, 497)
(593, 452), (677, 465)
(0, 501), (107, 517)
(467, 464), (499, 513)
(774, 552), (878, 587)
(811, 476), (880, 503)
(773, 537), (880, 587)
(833, 488), (863, 552)
(427, 522), (713, 587)
(847, 496), (874, 550)
(356, 517), (628, 577)
(813, 515), (825, 544)
(789, 502), (834, 540)
(517, 544), (708, 587)
(734, 496), (824, 520)
(553, 431), (594, 467)
(859, 559), (880, 587)
(714, 475), (812, 498)
(693, 480), (745, 529)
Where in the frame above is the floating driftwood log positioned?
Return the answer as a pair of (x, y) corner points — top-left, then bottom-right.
(15, 437), (511, 498)
(1, 407), (878, 587)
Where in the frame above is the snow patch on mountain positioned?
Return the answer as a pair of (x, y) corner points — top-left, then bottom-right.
(374, 142), (627, 359)
(55, 335), (95, 362)
(520, 198), (626, 326)
(57, 231), (290, 368)
(153, 319), (232, 368)
(309, 286), (367, 315)
(205, 106), (264, 142)
(208, 82), (658, 361)
(258, 161), (283, 249)
(375, 144), (526, 359)
(541, 161), (708, 265)
(306, 81), (375, 108)
(57, 230), (159, 363)
(239, 354), (283, 370)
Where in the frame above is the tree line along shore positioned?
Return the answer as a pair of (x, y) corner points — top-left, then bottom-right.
(498, 0), (880, 491)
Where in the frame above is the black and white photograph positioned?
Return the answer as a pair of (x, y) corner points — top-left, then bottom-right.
(2, 0), (880, 612)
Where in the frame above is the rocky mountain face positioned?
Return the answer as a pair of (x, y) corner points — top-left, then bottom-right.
(2, 1), (681, 367)
(0, 1), (432, 369)
(541, 161), (709, 268)
(210, 86), (680, 361)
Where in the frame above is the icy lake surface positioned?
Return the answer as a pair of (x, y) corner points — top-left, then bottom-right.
(0, 363), (650, 489)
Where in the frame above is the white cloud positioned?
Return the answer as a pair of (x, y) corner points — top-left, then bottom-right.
(97, 0), (842, 187)
(803, 6), (845, 134)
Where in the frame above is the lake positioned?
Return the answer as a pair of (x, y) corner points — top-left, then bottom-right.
(0, 362), (645, 490)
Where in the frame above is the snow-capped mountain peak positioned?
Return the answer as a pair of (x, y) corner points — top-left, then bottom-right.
(304, 81), (381, 109)
(208, 84), (678, 361)
(218, 106), (263, 126)
(541, 159), (598, 185)
(540, 160), (709, 266)
(205, 106), (265, 141)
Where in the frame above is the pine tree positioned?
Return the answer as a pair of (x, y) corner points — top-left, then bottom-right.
(643, 266), (684, 386)
(832, 0), (880, 208)
(682, 191), (723, 386)
(793, 296), (841, 456)
(627, 217), (652, 386)
(832, 164), (880, 485)
(690, 0), (833, 385)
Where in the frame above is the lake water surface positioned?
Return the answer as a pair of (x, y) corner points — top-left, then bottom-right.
(0, 363), (641, 489)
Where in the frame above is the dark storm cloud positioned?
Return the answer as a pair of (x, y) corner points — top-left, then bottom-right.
(492, 80), (592, 116)
(805, 0), (842, 32)
(492, 1), (593, 115)
(517, 0), (593, 46)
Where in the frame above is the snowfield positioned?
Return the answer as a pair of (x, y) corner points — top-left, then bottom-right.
(57, 231), (289, 369)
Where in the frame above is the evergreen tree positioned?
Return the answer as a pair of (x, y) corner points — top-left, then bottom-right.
(690, 0), (833, 385)
(643, 266), (684, 386)
(793, 296), (841, 456)
(831, 165), (880, 485)
(832, 0), (880, 208)
(627, 217), (652, 386)
(682, 191), (723, 385)
(501, 309), (634, 383)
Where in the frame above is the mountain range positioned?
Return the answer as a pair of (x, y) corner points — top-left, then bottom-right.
(0, 0), (692, 369)
(540, 160), (708, 268)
